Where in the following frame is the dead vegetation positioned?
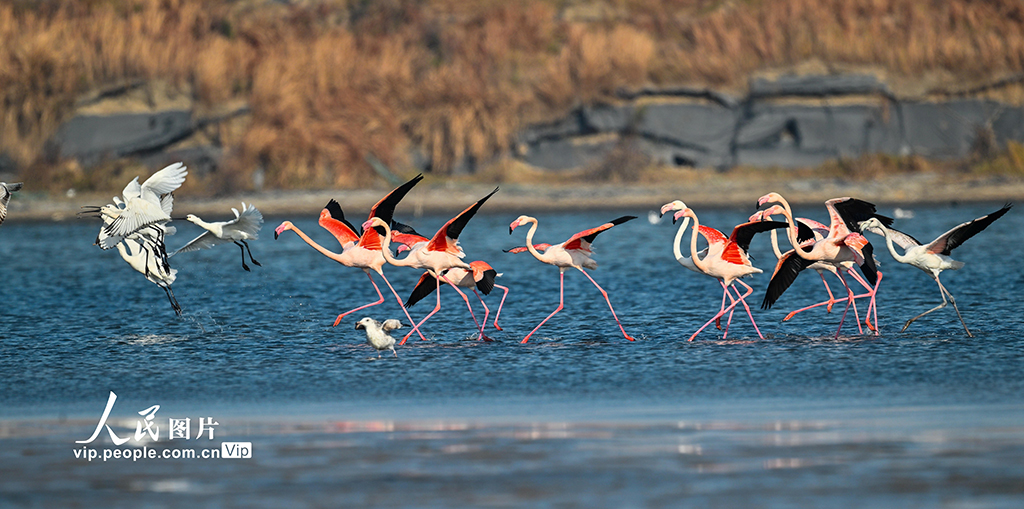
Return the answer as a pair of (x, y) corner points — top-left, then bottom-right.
(2, 0), (1024, 194)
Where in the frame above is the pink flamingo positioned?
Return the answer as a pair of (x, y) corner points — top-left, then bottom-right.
(274, 174), (426, 339)
(860, 204), (1011, 337)
(404, 260), (509, 341)
(365, 188), (498, 344)
(670, 207), (788, 341)
(508, 215), (636, 343)
(752, 205), (881, 330)
(757, 193), (886, 338)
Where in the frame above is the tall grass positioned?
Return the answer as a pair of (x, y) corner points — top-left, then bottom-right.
(2, 0), (1023, 193)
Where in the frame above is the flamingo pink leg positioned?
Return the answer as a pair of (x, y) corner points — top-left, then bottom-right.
(491, 284), (509, 331)
(402, 275), (442, 344)
(522, 271), (565, 344)
(833, 271), (856, 339)
(371, 273), (427, 344)
(783, 270), (878, 327)
(721, 281), (762, 340)
(472, 289), (494, 342)
(783, 273), (842, 321)
(848, 270), (882, 334)
(450, 284), (482, 335)
(332, 272), (385, 326)
(578, 268), (635, 341)
(689, 288), (744, 342)
(715, 285), (730, 330)
(403, 273), (471, 343)
(720, 281), (738, 338)
(733, 280), (763, 339)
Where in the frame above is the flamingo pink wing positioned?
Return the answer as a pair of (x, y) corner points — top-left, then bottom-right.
(427, 217), (463, 255)
(426, 187), (498, 255)
(563, 216), (636, 252)
(319, 213), (360, 246)
(357, 227), (383, 251)
(504, 244), (551, 254)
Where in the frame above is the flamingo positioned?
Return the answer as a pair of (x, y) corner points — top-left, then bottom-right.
(859, 204), (1011, 337)
(171, 202), (264, 271)
(751, 205), (880, 329)
(102, 162), (188, 240)
(757, 193), (888, 338)
(355, 317), (403, 358)
(659, 200), (708, 274)
(670, 207), (789, 341)
(404, 260), (509, 341)
(0, 181), (23, 227)
(507, 215), (637, 343)
(273, 174), (426, 338)
(364, 187), (498, 344)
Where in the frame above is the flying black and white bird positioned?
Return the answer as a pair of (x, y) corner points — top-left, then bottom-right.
(78, 165), (185, 316)
(116, 225), (182, 316)
(0, 181), (23, 227)
(171, 202), (264, 271)
(79, 202), (181, 316)
(355, 317), (403, 358)
(102, 162), (187, 240)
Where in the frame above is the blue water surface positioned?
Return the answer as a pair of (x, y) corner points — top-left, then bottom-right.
(1, 201), (1022, 507)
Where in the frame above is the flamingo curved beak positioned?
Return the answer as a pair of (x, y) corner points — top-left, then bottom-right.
(274, 222), (290, 239)
(673, 210), (688, 222)
(355, 322), (364, 330)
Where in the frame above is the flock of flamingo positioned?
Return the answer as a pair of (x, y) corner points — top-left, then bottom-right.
(0, 163), (1012, 356)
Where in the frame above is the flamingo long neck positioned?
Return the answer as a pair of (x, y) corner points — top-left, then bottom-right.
(522, 218), (546, 263)
(764, 215), (784, 259)
(873, 222), (912, 264)
(672, 216), (694, 266)
(774, 197), (815, 261)
(287, 225), (345, 262)
(687, 212), (710, 273)
(376, 221), (418, 268)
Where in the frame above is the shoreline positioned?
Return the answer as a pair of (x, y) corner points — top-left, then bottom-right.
(8, 172), (1023, 222)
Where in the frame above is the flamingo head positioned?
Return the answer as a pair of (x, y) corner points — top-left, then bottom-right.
(659, 200), (686, 218)
(184, 214), (200, 223)
(751, 204), (785, 222)
(858, 217), (884, 233)
(362, 217), (388, 233)
(396, 244), (410, 254)
(757, 192), (784, 209)
(509, 215), (533, 234)
(274, 221), (294, 240)
(672, 208), (695, 223)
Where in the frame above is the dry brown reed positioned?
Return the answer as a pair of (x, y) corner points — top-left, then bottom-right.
(2, 0), (1024, 193)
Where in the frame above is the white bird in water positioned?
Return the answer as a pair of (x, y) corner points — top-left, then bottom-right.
(171, 202), (264, 271)
(355, 317), (403, 357)
(860, 204), (1011, 337)
(103, 162), (187, 240)
(0, 181), (23, 227)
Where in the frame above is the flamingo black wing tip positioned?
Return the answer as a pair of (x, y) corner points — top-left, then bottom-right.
(610, 215), (638, 226)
